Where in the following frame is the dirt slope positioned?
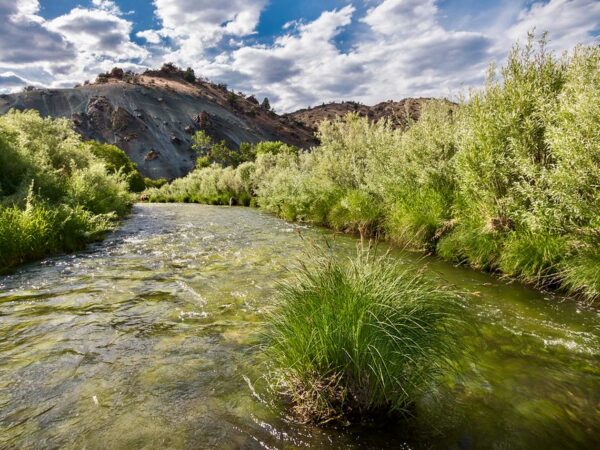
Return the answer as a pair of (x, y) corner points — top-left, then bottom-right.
(285, 98), (432, 132)
(0, 72), (316, 179)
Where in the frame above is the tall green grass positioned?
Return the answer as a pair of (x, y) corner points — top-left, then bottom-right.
(264, 250), (461, 424)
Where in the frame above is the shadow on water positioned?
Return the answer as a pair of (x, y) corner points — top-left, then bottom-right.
(0, 204), (598, 449)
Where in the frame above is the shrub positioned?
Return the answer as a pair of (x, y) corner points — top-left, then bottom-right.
(87, 141), (147, 192)
(498, 231), (568, 287)
(561, 245), (600, 302)
(377, 100), (457, 249)
(264, 250), (461, 424)
(227, 92), (238, 108)
(452, 36), (566, 253)
(0, 110), (132, 271)
(145, 162), (255, 206)
(261, 97), (271, 110)
(386, 186), (450, 250)
(328, 190), (383, 241)
(110, 67), (124, 79)
(183, 67), (196, 83)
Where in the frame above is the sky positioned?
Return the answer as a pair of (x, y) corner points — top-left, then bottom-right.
(0, 0), (599, 112)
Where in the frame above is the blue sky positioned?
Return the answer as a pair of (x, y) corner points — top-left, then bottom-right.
(1, 0), (599, 111)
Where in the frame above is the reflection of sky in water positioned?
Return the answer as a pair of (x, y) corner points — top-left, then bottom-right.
(0, 204), (598, 449)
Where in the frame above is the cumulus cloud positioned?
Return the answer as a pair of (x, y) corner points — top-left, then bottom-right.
(0, 0), (150, 91)
(47, 6), (147, 60)
(0, 0), (599, 108)
(362, 0), (438, 36)
(200, 1), (492, 111)
(0, 1), (74, 66)
(508, 0), (600, 50)
(137, 29), (162, 44)
(141, 0), (267, 64)
(0, 72), (36, 92)
(202, 0), (599, 111)
(196, 5), (361, 110)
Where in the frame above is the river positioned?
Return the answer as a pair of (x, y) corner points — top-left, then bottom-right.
(1, 204), (598, 449)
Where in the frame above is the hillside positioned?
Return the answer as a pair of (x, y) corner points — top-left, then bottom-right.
(0, 67), (316, 180)
(285, 98), (432, 131)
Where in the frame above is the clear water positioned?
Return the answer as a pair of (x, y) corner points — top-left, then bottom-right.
(0, 204), (598, 449)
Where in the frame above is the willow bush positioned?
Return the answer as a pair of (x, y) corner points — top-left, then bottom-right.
(0, 110), (132, 270)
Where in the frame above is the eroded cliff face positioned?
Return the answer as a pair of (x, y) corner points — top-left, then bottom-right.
(0, 75), (316, 179)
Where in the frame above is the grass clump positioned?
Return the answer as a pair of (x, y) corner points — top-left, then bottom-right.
(265, 250), (461, 425)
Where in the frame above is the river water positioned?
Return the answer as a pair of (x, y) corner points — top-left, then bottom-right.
(1, 204), (598, 449)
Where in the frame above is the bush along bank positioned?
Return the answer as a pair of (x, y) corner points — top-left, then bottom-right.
(0, 110), (136, 271)
(145, 38), (599, 302)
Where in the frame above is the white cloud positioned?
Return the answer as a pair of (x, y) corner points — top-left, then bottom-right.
(199, 1), (491, 111)
(0, 71), (39, 92)
(508, 0), (600, 50)
(47, 7), (147, 60)
(0, 0), (74, 67)
(362, 0), (438, 36)
(0, 0), (599, 109)
(137, 29), (162, 44)
(0, 0), (150, 90)
(148, 0), (267, 64)
(91, 0), (122, 14)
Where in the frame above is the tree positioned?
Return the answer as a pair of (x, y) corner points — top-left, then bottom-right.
(191, 130), (213, 154)
(110, 67), (124, 79)
(261, 97), (271, 110)
(183, 67), (196, 83)
(227, 91), (238, 108)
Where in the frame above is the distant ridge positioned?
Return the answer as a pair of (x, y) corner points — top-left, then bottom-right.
(285, 98), (434, 132)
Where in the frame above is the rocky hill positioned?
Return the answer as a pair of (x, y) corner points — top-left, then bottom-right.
(285, 98), (432, 132)
(0, 66), (316, 180)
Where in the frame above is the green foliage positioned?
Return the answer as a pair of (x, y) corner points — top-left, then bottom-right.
(191, 130), (213, 152)
(378, 100), (458, 248)
(261, 97), (271, 110)
(328, 190), (383, 240)
(87, 141), (146, 192)
(209, 141), (245, 167)
(252, 140), (297, 156)
(227, 91), (238, 107)
(561, 245), (600, 301)
(448, 37), (599, 299)
(191, 133), (298, 169)
(143, 177), (168, 189)
(498, 231), (567, 287)
(0, 110), (132, 271)
(386, 186), (451, 250)
(145, 162), (255, 206)
(264, 250), (461, 424)
(183, 67), (196, 83)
